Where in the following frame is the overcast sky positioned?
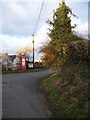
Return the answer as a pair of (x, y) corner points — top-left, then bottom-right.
(0, 0), (89, 61)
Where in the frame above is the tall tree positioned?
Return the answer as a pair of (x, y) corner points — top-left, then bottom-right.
(41, 2), (80, 66)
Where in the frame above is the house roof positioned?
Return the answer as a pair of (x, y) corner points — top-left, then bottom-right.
(9, 55), (16, 62)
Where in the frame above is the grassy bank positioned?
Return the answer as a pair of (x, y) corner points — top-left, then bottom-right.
(38, 61), (89, 118)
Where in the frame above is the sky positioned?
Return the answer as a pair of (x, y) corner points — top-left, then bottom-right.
(0, 0), (89, 61)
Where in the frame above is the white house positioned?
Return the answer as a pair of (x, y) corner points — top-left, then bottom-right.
(13, 56), (20, 70)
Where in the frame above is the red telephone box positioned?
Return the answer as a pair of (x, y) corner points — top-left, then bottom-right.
(20, 55), (27, 70)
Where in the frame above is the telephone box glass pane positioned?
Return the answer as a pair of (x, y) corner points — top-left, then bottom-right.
(22, 58), (25, 67)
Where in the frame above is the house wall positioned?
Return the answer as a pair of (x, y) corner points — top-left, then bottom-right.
(1, 54), (13, 70)
(13, 56), (20, 70)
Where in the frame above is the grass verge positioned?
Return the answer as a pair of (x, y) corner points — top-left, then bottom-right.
(38, 61), (89, 118)
(2, 68), (46, 74)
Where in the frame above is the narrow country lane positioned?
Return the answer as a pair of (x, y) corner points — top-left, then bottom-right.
(2, 70), (54, 118)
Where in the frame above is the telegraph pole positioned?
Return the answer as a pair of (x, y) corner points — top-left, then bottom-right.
(31, 0), (44, 69)
(32, 33), (34, 68)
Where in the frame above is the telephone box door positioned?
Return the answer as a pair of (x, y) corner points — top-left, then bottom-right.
(20, 55), (27, 70)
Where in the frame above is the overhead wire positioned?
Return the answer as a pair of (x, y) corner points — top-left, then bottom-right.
(34, 0), (45, 33)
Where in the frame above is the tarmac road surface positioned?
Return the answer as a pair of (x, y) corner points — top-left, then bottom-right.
(2, 69), (54, 118)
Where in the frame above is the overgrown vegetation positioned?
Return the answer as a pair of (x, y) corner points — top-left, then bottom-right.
(39, 60), (89, 118)
(39, 1), (89, 118)
(40, 2), (84, 67)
